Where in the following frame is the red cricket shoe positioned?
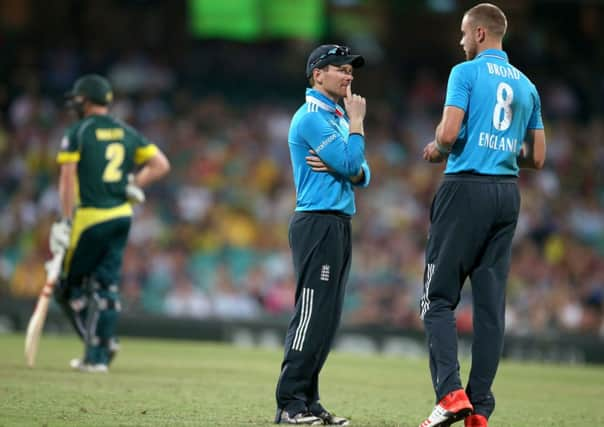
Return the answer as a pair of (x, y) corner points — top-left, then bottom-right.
(465, 414), (488, 427)
(419, 389), (474, 427)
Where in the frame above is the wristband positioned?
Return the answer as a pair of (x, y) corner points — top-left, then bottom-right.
(435, 141), (452, 155)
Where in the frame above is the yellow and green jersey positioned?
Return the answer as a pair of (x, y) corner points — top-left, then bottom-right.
(57, 114), (158, 209)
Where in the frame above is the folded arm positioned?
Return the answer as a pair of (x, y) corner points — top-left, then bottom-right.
(300, 116), (366, 177)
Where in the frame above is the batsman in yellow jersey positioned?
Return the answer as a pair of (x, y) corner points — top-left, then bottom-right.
(50, 74), (170, 372)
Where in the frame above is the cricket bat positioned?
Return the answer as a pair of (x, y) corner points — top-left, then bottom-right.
(24, 250), (64, 367)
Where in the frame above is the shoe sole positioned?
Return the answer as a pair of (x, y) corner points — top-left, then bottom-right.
(319, 420), (349, 426)
(274, 409), (322, 425)
(439, 408), (473, 427)
(315, 412), (350, 426)
(275, 419), (322, 425)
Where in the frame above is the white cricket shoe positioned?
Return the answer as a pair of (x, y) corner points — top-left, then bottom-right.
(79, 363), (109, 373)
(71, 359), (108, 373)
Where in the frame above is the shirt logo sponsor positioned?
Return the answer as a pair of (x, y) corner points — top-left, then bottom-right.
(315, 133), (337, 153)
(320, 264), (330, 282)
(60, 136), (69, 149)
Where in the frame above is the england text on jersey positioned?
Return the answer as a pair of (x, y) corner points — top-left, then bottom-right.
(478, 132), (518, 152)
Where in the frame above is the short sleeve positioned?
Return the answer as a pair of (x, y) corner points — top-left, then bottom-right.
(444, 63), (473, 112)
(56, 125), (80, 164)
(131, 130), (159, 165)
(527, 87), (544, 130)
(134, 143), (158, 165)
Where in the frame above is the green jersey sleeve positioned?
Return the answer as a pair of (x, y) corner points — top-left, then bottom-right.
(126, 126), (158, 165)
(57, 123), (81, 164)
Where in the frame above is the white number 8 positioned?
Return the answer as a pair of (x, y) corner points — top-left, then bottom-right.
(493, 82), (513, 131)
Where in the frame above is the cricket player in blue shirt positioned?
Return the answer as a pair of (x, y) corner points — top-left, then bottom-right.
(418, 4), (546, 427)
(274, 44), (370, 425)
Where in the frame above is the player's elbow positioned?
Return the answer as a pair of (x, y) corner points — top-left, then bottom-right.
(343, 159), (364, 177)
(153, 152), (171, 177)
(533, 135), (546, 169)
(160, 156), (171, 176)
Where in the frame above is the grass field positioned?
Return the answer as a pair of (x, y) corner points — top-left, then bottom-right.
(1, 334), (602, 426)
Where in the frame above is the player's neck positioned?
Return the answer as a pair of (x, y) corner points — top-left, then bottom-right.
(85, 105), (109, 117)
(477, 41), (503, 55)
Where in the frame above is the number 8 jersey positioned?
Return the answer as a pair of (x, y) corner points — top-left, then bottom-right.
(57, 115), (158, 208)
(443, 48), (544, 176)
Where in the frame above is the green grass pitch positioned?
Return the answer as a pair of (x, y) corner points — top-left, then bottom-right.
(1, 333), (603, 426)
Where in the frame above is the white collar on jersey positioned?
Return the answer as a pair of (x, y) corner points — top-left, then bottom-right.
(476, 49), (509, 62)
(306, 94), (346, 117)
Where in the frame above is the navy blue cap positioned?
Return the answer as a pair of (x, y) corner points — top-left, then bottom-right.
(305, 44), (365, 78)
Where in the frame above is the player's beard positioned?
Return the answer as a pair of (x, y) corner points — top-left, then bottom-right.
(465, 42), (477, 60)
(324, 82), (347, 103)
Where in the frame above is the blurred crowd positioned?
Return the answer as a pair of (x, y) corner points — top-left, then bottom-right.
(1, 3), (604, 339)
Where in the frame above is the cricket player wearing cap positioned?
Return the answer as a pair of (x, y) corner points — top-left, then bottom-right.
(50, 74), (170, 372)
(274, 45), (371, 425)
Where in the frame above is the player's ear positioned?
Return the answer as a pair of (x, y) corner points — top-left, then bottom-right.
(313, 68), (323, 85)
(476, 26), (486, 43)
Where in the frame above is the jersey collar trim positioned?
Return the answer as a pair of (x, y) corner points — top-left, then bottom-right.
(305, 89), (345, 117)
(476, 49), (508, 62)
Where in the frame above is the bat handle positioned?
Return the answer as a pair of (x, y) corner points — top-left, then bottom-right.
(45, 250), (64, 285)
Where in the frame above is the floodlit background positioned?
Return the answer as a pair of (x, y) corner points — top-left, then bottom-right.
(1, 0), (603, 358)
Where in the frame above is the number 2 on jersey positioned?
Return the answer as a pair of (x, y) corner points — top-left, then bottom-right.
(103, 143), (125, 182)
(493, 82), (513, 131)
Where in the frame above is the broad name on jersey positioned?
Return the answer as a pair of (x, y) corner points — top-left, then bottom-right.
(486, 62), (520, 80)
(96, 128), (125, 141)
(478, 132), (518, 153)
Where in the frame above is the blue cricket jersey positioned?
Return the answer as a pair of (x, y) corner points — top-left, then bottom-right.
(288, 88), (371, 215)
(444, 49), (544, 176)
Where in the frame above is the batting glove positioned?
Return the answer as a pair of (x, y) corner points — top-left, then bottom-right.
(126, 174), (145, 204)
(49, 218), (71, 254)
